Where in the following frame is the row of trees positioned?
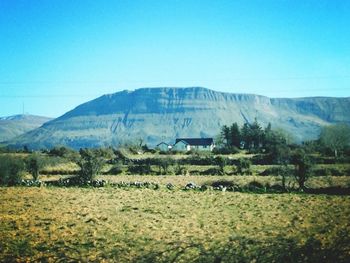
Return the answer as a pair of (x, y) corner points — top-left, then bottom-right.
(219, 121), (350, 190)
(220, 120), (350, 158)
(219, 119), (291, 152)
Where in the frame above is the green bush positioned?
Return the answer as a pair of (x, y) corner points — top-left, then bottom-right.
(236, 158), (252, 175)
(291, 148), (314, 190)
(260, 166), (294, 176)
(215, 156), (226, 175)
(25, 152), (46, 181)
(200, 167), (222, 175)
(48, 146), (80, 162)
(247, 180), (264, 189)
(0, 155), (25, 186)
(212, 146), (240, 155)
(174, 163), (187, 175)
(127, 164), (152, 175)
(108, 165), (123, 175)
(155, 157), (175, 174)
(77, 148), (105, 183)
(313, 167), (344, 177)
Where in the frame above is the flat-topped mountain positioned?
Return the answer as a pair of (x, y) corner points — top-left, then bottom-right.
(5, 87), (350, 149)
(0, 114), (52, 143)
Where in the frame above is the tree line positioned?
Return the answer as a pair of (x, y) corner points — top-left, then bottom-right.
(219, 120), (350, 158)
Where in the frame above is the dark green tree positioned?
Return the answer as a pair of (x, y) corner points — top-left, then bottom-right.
(49, 146), (80, 162)
(230, 122), (241, 148)
(0, 155), (25, 186)
(220, 125), (232, 147)
(26, 152), (45, 181)
(215, 156), (227, 175)
(241, 119), (264, 151)
(249, 118), (264, 150)
(265, 129), (288, 154)
(291, 148), (313, 191)
(241, 123), (252, 150)
(78, 148), (105, 183)
(156, 157), (174, 174)
(236, 158), (252, 175)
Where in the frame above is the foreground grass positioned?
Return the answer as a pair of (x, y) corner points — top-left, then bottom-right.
(1, 187), (350, 262)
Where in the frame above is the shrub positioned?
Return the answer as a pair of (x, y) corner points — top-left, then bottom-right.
(111, 149), (130, 164)
(200, 167), (222, 175)
(212, 146), (240, 155)
(313, 167), (343, 177)
(236, 158), (252, 175)
(246, 180), (265, 191)
(215, 156), (226, 175)
(77, 148), (105, 184)
(174, 163), (187, 175)
(25, 152), (46, 181)
(0, 155), (25, 186)
(127, 164), (152, 175)
(108, 164), (123, 175)
(291, 148), (314, 191)
(48, 146), (80, 162)
(260, 166), (294, 176)
(155, 157), (174, 174)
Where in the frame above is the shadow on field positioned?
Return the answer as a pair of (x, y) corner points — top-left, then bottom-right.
(304, 187), (350, 195)
(207, 179), (350, 196)
(131, 231), (350, 263)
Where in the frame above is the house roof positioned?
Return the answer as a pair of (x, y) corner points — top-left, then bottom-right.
(156, 142), (169, 146)
(175, 138), (213, 146)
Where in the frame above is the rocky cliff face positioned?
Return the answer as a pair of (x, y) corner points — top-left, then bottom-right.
(6, 87), (350, 149)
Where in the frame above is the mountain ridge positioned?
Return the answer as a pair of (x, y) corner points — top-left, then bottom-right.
(5, 87), (350, 149)
(0, 114), (53, 143)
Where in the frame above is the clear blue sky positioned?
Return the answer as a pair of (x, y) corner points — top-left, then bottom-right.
(1, 0), (349, 117)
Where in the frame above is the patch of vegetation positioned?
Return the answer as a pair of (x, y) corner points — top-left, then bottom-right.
(0, 155), (25, 186)
(25, 152), (46, 181)
(107, 164), (123, 175)
(235, 158), (252, 175)
(1, 188), (349, 262)
(291, 148), (314, 190)
(77, 148), (106, 184)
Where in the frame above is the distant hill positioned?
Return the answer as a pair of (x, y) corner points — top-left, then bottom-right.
(5, 87), (350, 149)
(0, 114), (52, 143)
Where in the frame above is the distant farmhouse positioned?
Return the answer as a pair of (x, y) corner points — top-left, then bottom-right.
(155, 142), (172, 152)
(156, 138), (215, 152)
(172, 138), (215, 152)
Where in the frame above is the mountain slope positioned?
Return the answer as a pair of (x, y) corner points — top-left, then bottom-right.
(6, 87), (350, 149)
(0, 114), (52, 142)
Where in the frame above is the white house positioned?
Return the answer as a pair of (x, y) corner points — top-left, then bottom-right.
(172, 138), (215, 152)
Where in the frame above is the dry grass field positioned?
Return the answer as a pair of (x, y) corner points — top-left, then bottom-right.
(1, 186), (350, 262)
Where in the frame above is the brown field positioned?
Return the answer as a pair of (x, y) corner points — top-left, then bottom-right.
(1, 186), (350, 262)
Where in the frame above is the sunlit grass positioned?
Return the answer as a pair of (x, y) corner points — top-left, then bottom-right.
(1, 187), (349, 262)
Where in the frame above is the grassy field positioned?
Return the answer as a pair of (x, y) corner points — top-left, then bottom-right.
(1, 186), (350, 262)
(1, 150), (350, 261)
